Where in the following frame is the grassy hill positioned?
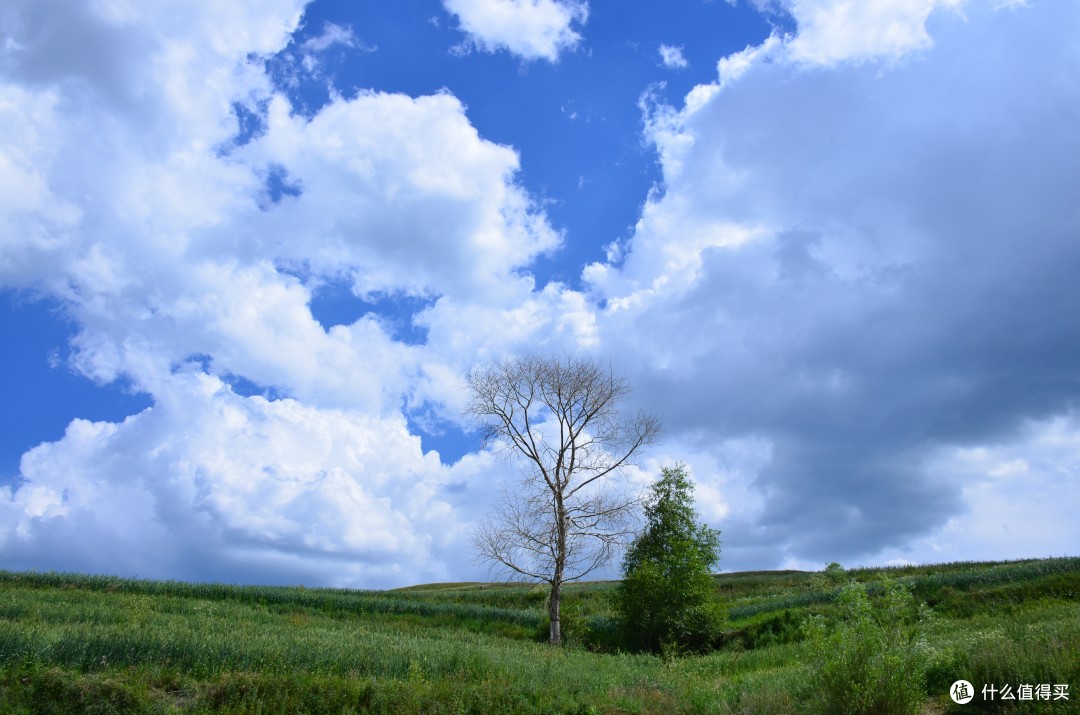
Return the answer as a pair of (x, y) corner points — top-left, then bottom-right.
(1, 557), (1078, 713)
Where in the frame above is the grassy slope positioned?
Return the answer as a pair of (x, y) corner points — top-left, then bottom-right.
(0, 558), (1078, 714)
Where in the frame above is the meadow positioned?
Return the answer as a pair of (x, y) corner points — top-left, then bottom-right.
(1, 557), (1078, 714)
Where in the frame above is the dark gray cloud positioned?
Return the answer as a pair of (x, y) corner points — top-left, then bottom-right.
(598, 2), (1080, 567)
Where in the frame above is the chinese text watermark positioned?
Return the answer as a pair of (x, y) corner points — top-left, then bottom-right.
(951, 680), (1069, 704)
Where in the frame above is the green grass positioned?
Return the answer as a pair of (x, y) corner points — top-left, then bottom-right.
(1, 558), (1078, 713)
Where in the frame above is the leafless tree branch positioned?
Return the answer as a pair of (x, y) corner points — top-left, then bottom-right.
(466, 354), (661, 645)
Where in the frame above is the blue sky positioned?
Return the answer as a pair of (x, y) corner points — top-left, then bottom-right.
(2, 0), (1079, 588)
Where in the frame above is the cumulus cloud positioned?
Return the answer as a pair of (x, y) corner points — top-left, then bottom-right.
(443, 0), (588, 62)
(0, 0), (560, 586)
(1, 371), (495, 587)
(246, 91), (560, 301)
(586, 0), (1080, 569)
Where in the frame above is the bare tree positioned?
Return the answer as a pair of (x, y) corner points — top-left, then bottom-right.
(467, 355), (661, 645)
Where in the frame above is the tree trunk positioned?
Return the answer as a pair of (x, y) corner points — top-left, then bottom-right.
(549, 494), (568, 646)
(548, 579), (562, 646)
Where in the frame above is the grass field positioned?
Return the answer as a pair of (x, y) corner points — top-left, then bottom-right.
(1, 557), (1078, 713)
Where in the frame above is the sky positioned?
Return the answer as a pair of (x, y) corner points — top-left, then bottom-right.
(1, 0), (1078, 589)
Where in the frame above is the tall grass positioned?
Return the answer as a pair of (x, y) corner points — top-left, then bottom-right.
(0, 570), (545, 629)
(724, 557), (1080, 622)
(1, 557), (1077, 713)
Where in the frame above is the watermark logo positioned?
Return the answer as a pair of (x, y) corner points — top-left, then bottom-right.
(951, 680), (975, 704)
(950, 681), (1069, 704)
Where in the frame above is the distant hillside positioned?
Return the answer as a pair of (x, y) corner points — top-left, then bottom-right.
(1, 557), (1077, 713)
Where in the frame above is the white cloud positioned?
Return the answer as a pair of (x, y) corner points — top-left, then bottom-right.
(716, 33), (781, 88)
(778, 0), (968, 66)
(0, 0), (564, 586)
(659, 44), (689, 69)
(247, 91), (561, 301)
(301, 21), (361, 52)
(296, 22), (375, 77)
(418, 280), (602, 378)
(2, 371), (496, 587)
(443, 0), (588, 62)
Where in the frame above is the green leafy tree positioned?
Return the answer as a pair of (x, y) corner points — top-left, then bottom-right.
(616, 464), (724, 654)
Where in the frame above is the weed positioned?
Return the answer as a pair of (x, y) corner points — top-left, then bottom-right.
(801, 577), (934, 715)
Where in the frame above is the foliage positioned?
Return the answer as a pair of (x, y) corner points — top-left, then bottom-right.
(801, 577), (934, 715)
(617, 465), (725, 655)
(724, 609), (804, 650)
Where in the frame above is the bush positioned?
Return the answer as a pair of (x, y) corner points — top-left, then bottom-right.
(801, 577), (933, 715)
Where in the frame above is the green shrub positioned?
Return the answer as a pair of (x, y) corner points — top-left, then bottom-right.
(801, 577), (933, 715)
(726, 609), (804, 650)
